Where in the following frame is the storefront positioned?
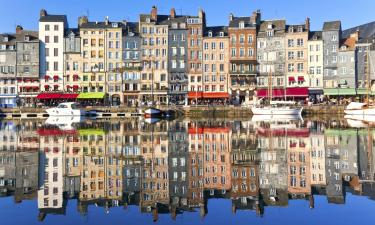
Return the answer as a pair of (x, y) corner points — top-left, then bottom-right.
(76, 92), (106, 106)
(0, 94), (18, 108)
(187, 92), (230, 105)
(256, 87), (309, 101)
(36, 93), (79, 107)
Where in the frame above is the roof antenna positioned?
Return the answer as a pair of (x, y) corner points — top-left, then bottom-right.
(86, 9), (89, 18)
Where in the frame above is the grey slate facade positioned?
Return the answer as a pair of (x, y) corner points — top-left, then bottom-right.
(322, 21), (341, 87)
(167, 18), (188, 103)
(337, 48), (356, 88)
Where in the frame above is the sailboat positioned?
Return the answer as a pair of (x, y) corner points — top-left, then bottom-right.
(144, 63), (162, 118)
(251, 70), (303, 115)
(345, 50), (374, 116)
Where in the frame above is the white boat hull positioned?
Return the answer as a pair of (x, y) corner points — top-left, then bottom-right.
(144, 108), (162, 118)
(344, 108), (375, 115)
(251, 106), (303, 115)
(46, 108), (86, 116)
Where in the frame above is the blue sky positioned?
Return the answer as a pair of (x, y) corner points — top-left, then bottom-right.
(0, 0), (374, 32)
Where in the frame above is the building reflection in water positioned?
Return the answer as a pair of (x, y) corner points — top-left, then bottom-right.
(0, 118), (375, 222)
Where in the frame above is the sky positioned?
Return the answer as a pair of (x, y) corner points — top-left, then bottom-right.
(0, 0), (374, 33)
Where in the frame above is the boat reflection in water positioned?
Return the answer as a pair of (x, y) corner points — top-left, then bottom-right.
(0, 117), (375, 224)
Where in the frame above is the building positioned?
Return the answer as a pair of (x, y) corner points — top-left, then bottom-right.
(322, 21), (341, 89)
(123, 22), (142, 106)
(63, 28), (81, 94)
(39, 9), (68, 93)
(256, 19), (287, 100)
(139, 6), (169, 104)
(167, 9), (188, 104)
(307, 31), (324, 100)
(201, 26), (230, 104)
(187, 9), (206, 105)
(284, 19), (310, 100)
(0, 33), (17, 107)
(228, 11), (260, 104)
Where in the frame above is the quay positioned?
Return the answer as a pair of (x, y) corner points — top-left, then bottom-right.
(0, 105), (345, 119)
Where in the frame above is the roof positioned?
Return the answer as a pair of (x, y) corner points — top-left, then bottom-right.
(204, 26), (228, 37)
(309, 31), (322, 40)
(258, 20), (286, 37)
(124, 22), (140, 35)
(342, 21), (375, 39)
(0, 33), (16, 44)
(139, 14), (170, 25)
(79, 21), (126, 29)
(159, 15), (188, 28)
(323, 21), (341, 31)
(39, 15), (67, 23)
(0, 30), (38, 44)
(340, 36), (357, 50)
(286, 24), (307, 33)
(65, 28), (79, 37)
(229, 16), (256, 28)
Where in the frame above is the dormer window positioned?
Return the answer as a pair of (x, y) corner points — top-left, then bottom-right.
(129, 32), (134, 37)
(112, 23), (118, 28)
(239, 21), (245, 29)
(267, 24), (273, 29)
(208, 31), (212, 37)
(172, 23), (178, 29)
(289, 27), (294, 33)
(341, 46), (347, 51)
(24, 35), (30, 42)
(219, 32), (224, 37)
(3, 36), (8, 42)
(267, 30), (274, 37)
(180, 23), (186, 29)
(298, 26), (303, 32)
(146, 17), (151, 23)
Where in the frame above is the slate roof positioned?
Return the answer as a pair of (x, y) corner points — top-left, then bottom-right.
(204, 26), (228, 37)
(286, 24), (307, 33)
(323, 21), (341, 31)
(229, 16), (256, 28)
(309, 31), (322, 40)
(258, 20), (286, 37)
(79, 21), (126, 29)
(39, 15), (67, 23)
(342, 21), (375, 39)
(65, 28), (79, 37)
(0, 34), (16, 44)
(15, 30), (39, 42)
(139, 14), (170, 25)
(124, 22), (139, 35)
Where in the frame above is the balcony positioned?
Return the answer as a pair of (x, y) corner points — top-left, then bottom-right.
(229, 70), (257, 75)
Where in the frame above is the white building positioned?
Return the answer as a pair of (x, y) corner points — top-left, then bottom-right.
(308, 31), (324, 100)
(39, 9), (67, 92)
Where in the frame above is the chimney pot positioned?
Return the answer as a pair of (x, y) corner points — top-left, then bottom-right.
(151, 6), (158, 21)
(170, 8), (176, 18)
(16, 25), (23, 34)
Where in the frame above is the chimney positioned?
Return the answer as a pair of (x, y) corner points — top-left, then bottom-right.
(229, 13), (234, 22)
(105, 16), (109, 25)
(305, 17), (310, 31)
(170, 8), (176, 19)
(78, 16), (88, 27)
(198, 8), (205, 19)
(40, 9), (47, 18)
(251, 10), (261, 25)
(16, 25), (23, 34)
(151, 6), (157, 21)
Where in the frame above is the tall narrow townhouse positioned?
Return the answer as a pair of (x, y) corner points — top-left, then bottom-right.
(166, 8), (188, 104)
(201, 26), (230, 104)
(307, 31), (324, 101)
(78, 16), (107, 98)
(63, 28), (81, 93)
(186, 9), (206, 105)
(123, 22), (141, 106)
(139, 6), (169, 104)
(285, 19), (310, 101)
(257, 20), (286, 100)
(39, 9), (67, 92)
(228, 11), (260, 104)
(15, 27), (40, 107)
(0, 33), (17, 107)
(322, 21), (341, 89)
(104, 18), (125, 106)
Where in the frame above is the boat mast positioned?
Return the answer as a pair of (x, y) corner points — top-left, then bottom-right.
(268, 69), (273, 104)
(366, 50), (370, 105)
(151, 60), (154, 104)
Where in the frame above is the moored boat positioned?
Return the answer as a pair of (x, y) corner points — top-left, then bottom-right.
(251, 105), (303, 115)
(46, 102), (86, 116)
(144, 107), (163, 118)
(344, 102), (375, 115)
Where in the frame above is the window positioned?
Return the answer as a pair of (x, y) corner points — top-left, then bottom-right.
(231, 48), (236, 57)
(248, 48), (254, 57)
(288, 63), (294, 72)
(45, 25), (50, 31)
(267, 30), (274, 37)
(239, 21), (245, 28)
(332, 35), (337, 41)
(180, 60), (185, 69)
(219, 42), (224, 49)
(288, 39), (294, 47)
(45, 36), (50, 43)
(297, 38), (304, 46)
(288, 51), (294, 60)
(297, 63), (304, 72)
(172, 60), (177, 69)
(54, 48), (58, 57)
(54, 36), (58, 43)
(54, 25), (59, 31)
(309, 67), (315, 74)
(239, 34), (245, 43)
(248, 35), (253, 43)
(53, 62), (58, 71)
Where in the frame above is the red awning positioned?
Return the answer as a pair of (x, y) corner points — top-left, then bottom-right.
(202, 92), (229, 98)
(37, 128), (78, 136)
(298, 76), (305, 81)
(286, 87), (308, 97)
(188, 91), (203, 99)
(66, 85), (71, 88)
(188, 127), (231, 134)
(73, 85), (79, 89)
(288, 77), (296, 82)
(73, 74), (79, 78)
(257, 128), (310, 137)
(45, 75), (50, 79)
(63, 94), (79, 99)
(256, 89), (285, 98)
(36, 93), (62, 99)
(53, 75), (59, 80)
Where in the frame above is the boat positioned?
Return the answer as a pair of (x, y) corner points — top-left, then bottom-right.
(251, 70), (302, 116)
(46, 102), (86, 116)
(144, 107), (162, 118)
(45, 116), (85, 130)
(251, 114), (303, 123)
